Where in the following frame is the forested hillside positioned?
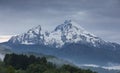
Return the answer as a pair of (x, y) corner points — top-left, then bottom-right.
(0, 53), (97, 73)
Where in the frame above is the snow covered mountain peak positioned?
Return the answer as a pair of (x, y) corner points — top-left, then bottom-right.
(55, 20), (84, 32)
(9, 25), (44, 45)
(64, 20), (72, 24)
(27, 25), (42, 34)
(9, 20), (106, 48)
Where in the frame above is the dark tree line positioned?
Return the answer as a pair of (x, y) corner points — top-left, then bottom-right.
(4, 53), (47, 70)
(0, 53), (98, 73)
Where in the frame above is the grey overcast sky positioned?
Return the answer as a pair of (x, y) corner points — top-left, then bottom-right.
(0, 0), (120, 43)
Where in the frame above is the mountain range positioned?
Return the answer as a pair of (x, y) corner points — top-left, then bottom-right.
(9, 20), (116, 48)
(1, 20), (120, 71)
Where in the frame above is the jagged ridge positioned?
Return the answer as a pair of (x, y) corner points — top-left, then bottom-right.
(8, 20), (111, 48)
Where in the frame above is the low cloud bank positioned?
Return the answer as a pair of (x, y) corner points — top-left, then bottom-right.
(79, 63), (120, 70)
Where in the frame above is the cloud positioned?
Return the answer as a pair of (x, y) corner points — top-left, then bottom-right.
(0, 35), (12, 43)
(0, 53), (4, 61)
(79, 63), (120, 70)
(81, 64), (100, 68)
(102, 66), (120, 70)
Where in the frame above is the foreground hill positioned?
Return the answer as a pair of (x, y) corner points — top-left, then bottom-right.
(0, 53), (97, 73)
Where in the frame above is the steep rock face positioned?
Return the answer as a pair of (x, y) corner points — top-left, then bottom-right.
(8, 20), (115, 48)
